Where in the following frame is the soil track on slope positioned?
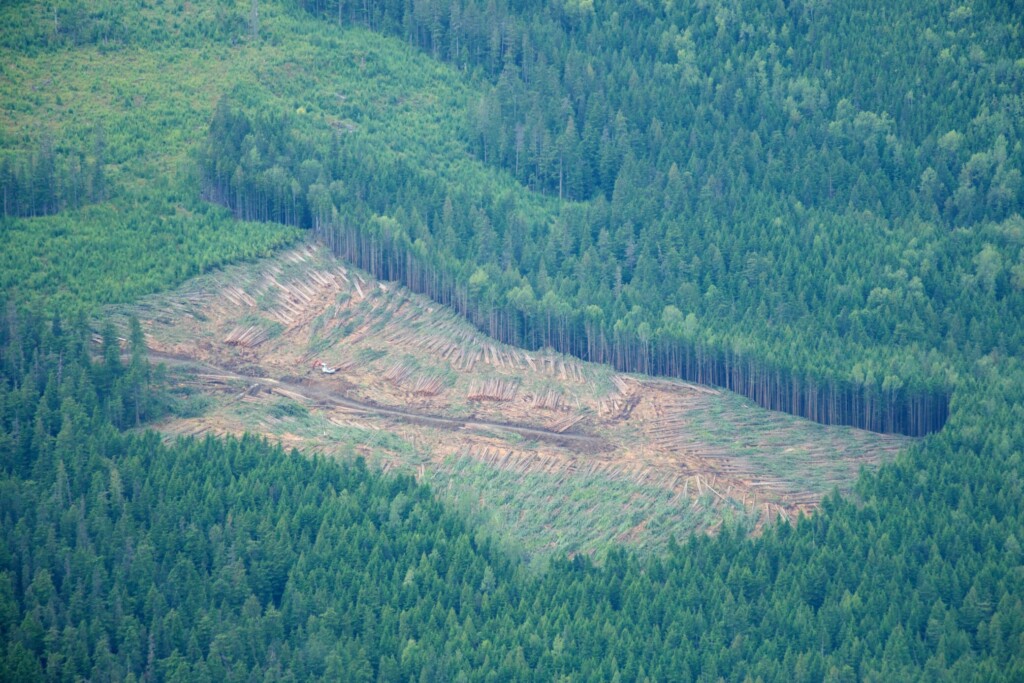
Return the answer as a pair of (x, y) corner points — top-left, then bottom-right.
(151, 351), (610, 452)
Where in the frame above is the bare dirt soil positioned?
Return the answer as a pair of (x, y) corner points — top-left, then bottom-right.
(112, 242), (911, 556)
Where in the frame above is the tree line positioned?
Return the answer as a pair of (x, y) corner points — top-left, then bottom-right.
(198, 97), (974, 436)
(198, 0), (1024, 436)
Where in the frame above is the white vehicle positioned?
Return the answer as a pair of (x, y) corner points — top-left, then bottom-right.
(311, 359), (338, 374)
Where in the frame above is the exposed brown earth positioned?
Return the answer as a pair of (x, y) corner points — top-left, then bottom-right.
(113, 242), (911, 551)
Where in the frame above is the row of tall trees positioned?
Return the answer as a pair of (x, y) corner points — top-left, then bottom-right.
(0, 131), (106, 218)
(2, 308), (1023, 680)
(197, 99), (982, 435)
(195, 0), (1023, 435)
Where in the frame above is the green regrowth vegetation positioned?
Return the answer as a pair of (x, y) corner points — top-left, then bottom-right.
(0, 0), (305, 314)
(0, 204), (297, 312)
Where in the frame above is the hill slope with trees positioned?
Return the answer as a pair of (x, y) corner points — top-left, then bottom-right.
(2, 316), (1023, 681)
(0, 0), (303, 313)
(2, 0), (1024, 679)
(199, 0), (1024, 436)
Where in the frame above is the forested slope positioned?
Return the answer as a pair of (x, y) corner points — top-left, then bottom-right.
(3, 1), (1024, 679)
(0, 0), (302, 312)
(2, 314), (1023, 681)
(195, 0), (1024, 435)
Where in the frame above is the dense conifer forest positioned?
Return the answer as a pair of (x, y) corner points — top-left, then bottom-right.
(2, 311), (1023, 680)
(197, 0), (1024, 436)
(3, 0), (1024, 679)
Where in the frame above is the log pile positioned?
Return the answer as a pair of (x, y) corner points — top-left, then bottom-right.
(599, 394), (641, 420)
(445, 344), (483, 372)
(383, 360), (415, 384)
(382, 361), (446, 395)
(483, 344), (528, 370)
(531, 389), (563, 410)
(409, 373), (445, 396)
(468, 378), (520, 402)
(545, 414), (587, 434)
(221, 286), (258, 308)
(536, 356), (586, 382)
(645, 413), (696, 453)
(223, 325), (271, 347)
(387, 317), (534, 373)
(462, 446), (567, 476)
(611, 375), (634, 395)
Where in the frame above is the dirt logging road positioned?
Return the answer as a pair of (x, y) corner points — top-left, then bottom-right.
(150, 352), (612, 452)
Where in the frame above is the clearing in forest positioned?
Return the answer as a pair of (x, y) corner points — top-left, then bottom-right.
(112, 242), (911, 558)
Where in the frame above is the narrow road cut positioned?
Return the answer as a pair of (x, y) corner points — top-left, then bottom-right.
(150, 352), (611, 452)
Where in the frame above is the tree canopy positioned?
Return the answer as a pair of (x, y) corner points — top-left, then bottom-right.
(3, 0), (1024, 678)
(2, 309), (1023, 681)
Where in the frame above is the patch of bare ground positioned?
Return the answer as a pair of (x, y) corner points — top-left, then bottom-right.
(113, 240), (912, 555)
